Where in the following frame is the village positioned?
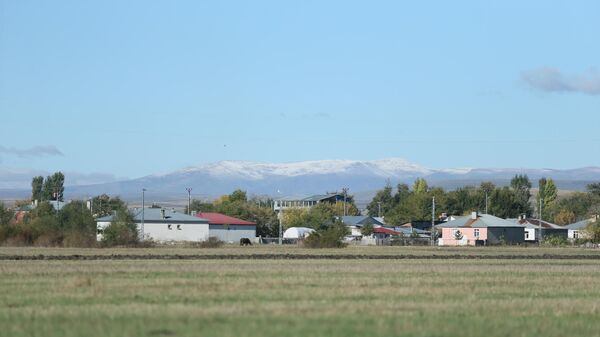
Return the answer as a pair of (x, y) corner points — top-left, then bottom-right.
(4, 177), (599, 248)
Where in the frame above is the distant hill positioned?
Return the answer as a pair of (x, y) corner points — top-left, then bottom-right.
(2, 158), (600, 207)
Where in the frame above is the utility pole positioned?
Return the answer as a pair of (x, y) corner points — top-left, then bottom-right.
(185, 187), (192, 214)
(539, 197), (543, 246)
(431, 197), (436, 246)
(279, 208), (283, 245)
(141, 188), (146, 241)
(342, 187), (349, 216)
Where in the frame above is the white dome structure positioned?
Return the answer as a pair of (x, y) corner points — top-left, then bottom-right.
(283, 227), (315, 239)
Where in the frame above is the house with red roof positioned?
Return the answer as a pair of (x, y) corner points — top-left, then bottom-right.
(195, 212), (256, 243)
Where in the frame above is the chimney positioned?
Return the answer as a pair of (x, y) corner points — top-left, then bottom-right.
(161, 209), (166, 219)
(471, 211), (478, 220)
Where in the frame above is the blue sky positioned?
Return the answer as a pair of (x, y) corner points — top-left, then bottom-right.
(1, 0), (599, 183)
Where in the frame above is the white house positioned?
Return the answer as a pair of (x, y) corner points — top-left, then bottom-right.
(96, 208), (210, 242)
(565, 216), (598, 240)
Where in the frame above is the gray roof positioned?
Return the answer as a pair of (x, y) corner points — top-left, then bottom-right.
(565, 219), (594, 230)
(340, 216), (385, 227)
(278, 193), (344, 202)
(436, 214), (525, 228)
(97, 208), (209, 224)
(512, 218), (564, 229)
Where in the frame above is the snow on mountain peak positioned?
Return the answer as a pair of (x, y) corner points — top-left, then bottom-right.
(178, 158), (431, 179)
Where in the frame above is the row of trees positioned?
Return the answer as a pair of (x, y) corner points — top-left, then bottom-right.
(31, 172), (65, 202)
(366, 175), (600, 226)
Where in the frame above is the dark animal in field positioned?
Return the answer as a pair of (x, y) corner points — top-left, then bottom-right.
(240, 238), (252, 246)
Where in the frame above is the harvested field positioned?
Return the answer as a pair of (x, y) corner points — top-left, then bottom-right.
(1, 249), (600, 337)
(1, 245), (599, 258)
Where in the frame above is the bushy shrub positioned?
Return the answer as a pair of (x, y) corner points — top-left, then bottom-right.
(543, 235), (568, 247)
(101, 209), (138, 247)
(101, 221), (139, 247)
(303, 222), (349, 248)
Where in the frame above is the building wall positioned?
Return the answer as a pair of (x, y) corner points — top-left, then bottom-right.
(97, 221), (210, 242)
(439, 228), (487, 246)
(209, 225), (256, 243)
(141, 222), (210, 242)
(486, 227), (524, 244)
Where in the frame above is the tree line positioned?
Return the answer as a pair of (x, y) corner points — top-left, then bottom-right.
(366, 174), (600, 226)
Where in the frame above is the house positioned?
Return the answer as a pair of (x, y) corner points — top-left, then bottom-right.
(399, 221), (442, 232)
(371, 226), (402, 239)
(194, 212), (256, 243)
(96, 208), (210, 242)
(393, 226), (431, 238)
(339, 216), (386, 237)
(565, 216), (598, 240)
(512, 217), (568, 242)
(274, 193), (353, 213)
(436, 212), (525, 246)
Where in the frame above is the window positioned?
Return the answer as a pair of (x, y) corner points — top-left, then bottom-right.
(168, 224), (172, 230)
(525, 232), (529, 239)
(474, 229), (480, 238)
(177, 225), (181, 230)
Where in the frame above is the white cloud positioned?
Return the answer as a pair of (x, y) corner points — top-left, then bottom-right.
(522, 67), (600, 96)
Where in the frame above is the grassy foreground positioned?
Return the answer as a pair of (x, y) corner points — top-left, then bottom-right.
(1, 257), (599, 337)
(2, 245), (600, 257)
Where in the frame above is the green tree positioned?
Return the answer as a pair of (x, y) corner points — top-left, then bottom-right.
(587, 182), (600, 198)
(0, 202), (14, 226)
(31, 176), (44, 201)
(91, 194), (126, 217)
(555, 192), (600, 222)
(42, 172), (65, 201)
(488, 187), (521, 218)
(303, 220), (349, 248)
(361, 223), (374, 236)
(229, 189), (248, 203)
(537, 177), (558, 220)
(187, 199), (215, 214)
(58, 201), (96, 246)
(22, 201), (60, 245)
(366, 181), (393, 217)
(554, 209), (576, 225)
(510, 174), (532, 216)
(101, 208), (139, 246)
(413, 178), (429, 193)
(584, 219), (600, 243)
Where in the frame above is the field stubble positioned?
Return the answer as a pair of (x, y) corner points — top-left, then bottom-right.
(1, 256), (599, 337)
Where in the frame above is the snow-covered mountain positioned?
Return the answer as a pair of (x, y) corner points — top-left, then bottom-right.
(66, 159), (600, 199)
(171, 158), (432, 180)
(4, 158), (600, 203)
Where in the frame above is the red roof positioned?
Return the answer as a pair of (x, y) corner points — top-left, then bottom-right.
(373, 227), (400, 235)
(195, 212), (256, 226)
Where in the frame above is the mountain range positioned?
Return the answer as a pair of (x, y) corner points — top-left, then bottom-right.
(2, 158), (600, 206)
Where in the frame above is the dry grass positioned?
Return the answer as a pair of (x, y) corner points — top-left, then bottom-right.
(1, 245), (599, 258)
(1, 258), (599, 337)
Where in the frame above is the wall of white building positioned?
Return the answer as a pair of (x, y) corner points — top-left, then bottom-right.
(97, 221), (210, 242)
(209, 225), (256, 243)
